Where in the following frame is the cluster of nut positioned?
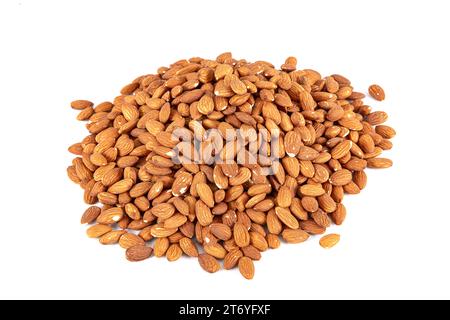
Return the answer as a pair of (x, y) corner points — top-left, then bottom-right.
(67, 53), (394, 279)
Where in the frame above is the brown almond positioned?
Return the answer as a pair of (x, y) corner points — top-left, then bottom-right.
(166, 244), (183, 261)
(274, 207), (299, 229)
(108, 178), (134, 194)
(234, 222), (250, 247)
(179, 237), (199, 257)
(96, 207), (124, 224)
(151, 203), (176, 220)
(267, 234), (281, 249)
(197, 95), (214, 115)
(196, 183), (215, 208)
(86, 224), (112, 238)
(329, 169), (353, 186)
(230, 77), (247, 95)
(367, 111), (388, 125)
(81, 206), (101, 224)
(126, 245), (153, 262)
(299, 184), (325, 197)
(367, 157), (393, 168)
(375, 125), (396, 139)
(210, 223), (232, 241)
(276, 186), (292, 208)
(331, 203), (347, 225)
(99, 230), (127, 245)
(164, 213), (188, 229)
(331, 140), (352, 159)
(238, 257), (255, 280)
(281, 228), (310, 244)
(198, 253), (220, 273)
(299, 220), (326, 235)
(195, 200), (213, 226)
(319, 234), (341, 249)
(153, 237), (170, 257)
(119, 233), (145, 249)
(224, 249), (244, 269)
(368, 84), (385, 101)
(71, 100), (93, 110)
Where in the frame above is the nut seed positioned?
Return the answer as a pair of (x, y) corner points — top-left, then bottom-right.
(69, 53), (395, 279)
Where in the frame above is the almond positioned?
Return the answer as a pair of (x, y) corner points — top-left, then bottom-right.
(96, 207), (124, 224)
(250, 232), (269, 252)
(367, 111), (388, 125)
(281, 228), (310, 243)
(126, 245), (153, 261)
(108, 178), (134, 194)
(274, 207), (299, 229)
(166, 244), (183, 261)
(299, 220), (326, 235)
(196, 183), (215, 208)
(319, 234), (340, 249)
(71, 100), (93, 110)
(242, 245), (262, 260)
(195, 200), (213, 226)
(197, 95), (214, 115)
(204, 243), (227, 259)
(210, 223), (232, 241)
(151, 203), (175, 220)
(267, 234), (281, 249)
(81, 206), (101, 224)
(198, 253), (220, 273)
(329, 169), (353, 186)
(153, 237), (170, 257)
(179, 237), (199, 257)
(172, 172), (193, 196)
(367, 157), (393, 168)
(99, 230), (127, 245)
(375, 125), (396, 139)
(119, 233), (145, 249)
(230, 76), (247, 95)
(332, 203), (347, 225)
(224, 249), (243, 269)
(164, 213), (187, 229)
(331, 140), (352, 159)
(86, 224), (112, 238)
(300, 184), (326, 197)
(284, 131), (302, 156)
(234, 222), (250, 247)
(368, 84), (385, 101)
(276, 186), (292, 208)
(238, 257), (255, 280)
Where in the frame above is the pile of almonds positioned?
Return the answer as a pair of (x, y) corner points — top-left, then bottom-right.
(67, 53), (395, 279)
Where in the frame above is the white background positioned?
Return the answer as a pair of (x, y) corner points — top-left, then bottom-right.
(0, 0), (449, 300)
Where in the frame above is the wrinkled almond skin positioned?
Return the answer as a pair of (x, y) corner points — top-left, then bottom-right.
(198, 254), (220, 273)
(319, 234), (341, 249)
(367, 158), (393, 168)
(210, 223), (232, 241)
(153, 237), (170, 257)
(86, 224), (112, 238)
(281, 229), (309, 243)
(166, 244), (183, 261)
(224, 249), (243, 270)
(234, 222), (250, 247)
(81, 206), (101, 224)
(119, 233), (145, 249)
(238, 257), (255, 280)
(126, 245), (153, 261)
(99, 230), (127, 245)
(179, 237), (199, 257)
(368, 84), (385, 101)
